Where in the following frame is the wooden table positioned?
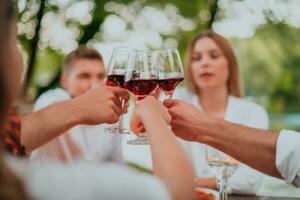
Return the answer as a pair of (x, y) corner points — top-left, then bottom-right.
(229, 196), (299, 200)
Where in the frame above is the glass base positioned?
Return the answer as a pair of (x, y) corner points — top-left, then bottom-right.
(127, 135), (149, 145)
(104, 126), (131, 134)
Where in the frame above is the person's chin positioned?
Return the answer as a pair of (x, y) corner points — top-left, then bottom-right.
(197, 82), (219, 91)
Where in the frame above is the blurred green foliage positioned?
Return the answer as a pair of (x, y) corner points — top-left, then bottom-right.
(17, 0), (300, 130)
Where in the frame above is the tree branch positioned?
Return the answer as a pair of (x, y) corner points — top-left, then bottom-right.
(21, 0), (46, 99)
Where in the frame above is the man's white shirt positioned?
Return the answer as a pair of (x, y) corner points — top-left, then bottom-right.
(276, 130), (300, 187)
(30, 88), (123, 163)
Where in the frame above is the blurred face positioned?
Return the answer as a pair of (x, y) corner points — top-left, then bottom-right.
(5, 19), (24, 102)
(190, 37), (229, 92)
(61, 59), (106, 97)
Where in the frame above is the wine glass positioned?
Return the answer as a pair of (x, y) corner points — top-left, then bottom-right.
(104, 47), (136, 134)
(154, 48), (184, 98)
(205, 145), (239, 200)
(124, 51), (159, 145)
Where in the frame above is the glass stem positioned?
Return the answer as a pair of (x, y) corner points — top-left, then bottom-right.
(117, 99), (125, 134)
(219, 165), (229, 200)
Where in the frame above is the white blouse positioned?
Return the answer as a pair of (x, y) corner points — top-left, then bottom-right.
(276, 130), (300, 187)
(173, 88), (269, 194)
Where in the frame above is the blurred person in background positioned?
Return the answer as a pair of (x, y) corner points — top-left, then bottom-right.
(31, 46), (123, 164)
(172, 31), (268, 194)
(0, 1), (196, 200)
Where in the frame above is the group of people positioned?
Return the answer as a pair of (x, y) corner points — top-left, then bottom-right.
(0, 1), (299, 200)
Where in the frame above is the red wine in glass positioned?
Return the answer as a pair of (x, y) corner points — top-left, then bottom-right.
(124, 79), (158, 100)
(107, 74), (125, 88)
(158, 77), (184, 97)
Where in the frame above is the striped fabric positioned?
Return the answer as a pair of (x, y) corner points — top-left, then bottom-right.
(3, 111), (26, 156)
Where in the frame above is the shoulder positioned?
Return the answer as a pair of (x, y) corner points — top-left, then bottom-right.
(29, 163), (170, 200)
(230, 96), (268, 117)
(34, 88), (71, 111)
(228, 96), (269, 129)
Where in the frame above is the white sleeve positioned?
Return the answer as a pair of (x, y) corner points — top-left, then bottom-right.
(276, 130), (300, 187)
(29, 163), (171, 200)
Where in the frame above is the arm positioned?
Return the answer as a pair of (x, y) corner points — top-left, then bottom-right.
(21, 86), (129, 153)
(164, 99), (281, 179)
(135, 97), (196, 200)
(197, 103), (269, 193)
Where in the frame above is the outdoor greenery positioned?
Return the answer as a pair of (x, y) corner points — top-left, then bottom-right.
(17, 0), (300, 130)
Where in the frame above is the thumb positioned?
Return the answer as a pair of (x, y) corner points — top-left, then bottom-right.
(163, 99), (179, 108)
(102, 78), (107, 86)
(111, 87), (130, 102)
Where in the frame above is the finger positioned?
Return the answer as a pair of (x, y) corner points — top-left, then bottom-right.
(137, 121), (143, 128)
(110, 87), (130, 102)
(112, 104), (122, 116)
(110, 95), (122, 108)
(102, 78), (108, 86)
(121, 100), (129, 114)
(138, 126), (146, 133)
(91, 83), (103, 89)
(122, 107), (128, 114)
(163, 99), (179, 108)
(167, 107), (178, 118)
(123, 101), (130, 109)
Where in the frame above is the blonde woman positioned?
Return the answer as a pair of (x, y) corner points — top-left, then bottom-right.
(174, 31), (269, 194)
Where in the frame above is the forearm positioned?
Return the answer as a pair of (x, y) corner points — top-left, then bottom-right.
(21, 99), (81, 153)
(198, 119), (281, 178)
(142, 114), (196, 200)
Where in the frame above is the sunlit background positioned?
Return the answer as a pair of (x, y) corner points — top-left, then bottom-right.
(17, 0), (300, 130)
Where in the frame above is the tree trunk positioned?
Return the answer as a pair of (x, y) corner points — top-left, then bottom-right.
(207, 0), (219, 29)
(21, 0), (46, 99)
(78, 0), (108, 44)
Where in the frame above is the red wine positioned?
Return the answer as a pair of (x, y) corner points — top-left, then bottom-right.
(124, 79), (158, 100)
(158, 77), (184, 95)
(107, 74), (125, 88)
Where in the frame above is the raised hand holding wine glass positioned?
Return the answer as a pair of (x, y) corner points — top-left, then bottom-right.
(124, 51), (159, 145)
(105, 47), (136, 134)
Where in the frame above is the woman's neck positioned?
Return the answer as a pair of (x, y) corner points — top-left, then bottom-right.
(197, 85), (229, 118)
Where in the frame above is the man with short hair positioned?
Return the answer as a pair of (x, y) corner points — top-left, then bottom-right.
(30, 46), (123, 163)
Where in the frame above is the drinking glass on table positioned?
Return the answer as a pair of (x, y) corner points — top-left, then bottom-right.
(154, 48), (184, 99)
(124, 51), (159, 145)
(205, 146), (239, 200)
(104, 47), (136, 134)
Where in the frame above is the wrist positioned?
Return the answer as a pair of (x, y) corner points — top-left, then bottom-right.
(62, 98), (84, 126)
(199, 118), (231, 148)
(195, 116), (221, 145)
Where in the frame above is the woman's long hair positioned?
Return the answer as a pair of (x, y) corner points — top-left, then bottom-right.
(0, 1), (29, 200)
(185, 30), (243, 97)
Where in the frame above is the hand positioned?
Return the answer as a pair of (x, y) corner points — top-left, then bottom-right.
(163, 99), (215, 142)
(71, 86), (130, 125)
(131, 96), (171, 133)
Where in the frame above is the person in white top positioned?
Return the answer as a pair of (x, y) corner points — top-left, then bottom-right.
(8, 97), (196, 200)
(173, 31), (267, 194)
(30, 47), (122, 163)
(0, 3), (196, 199)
